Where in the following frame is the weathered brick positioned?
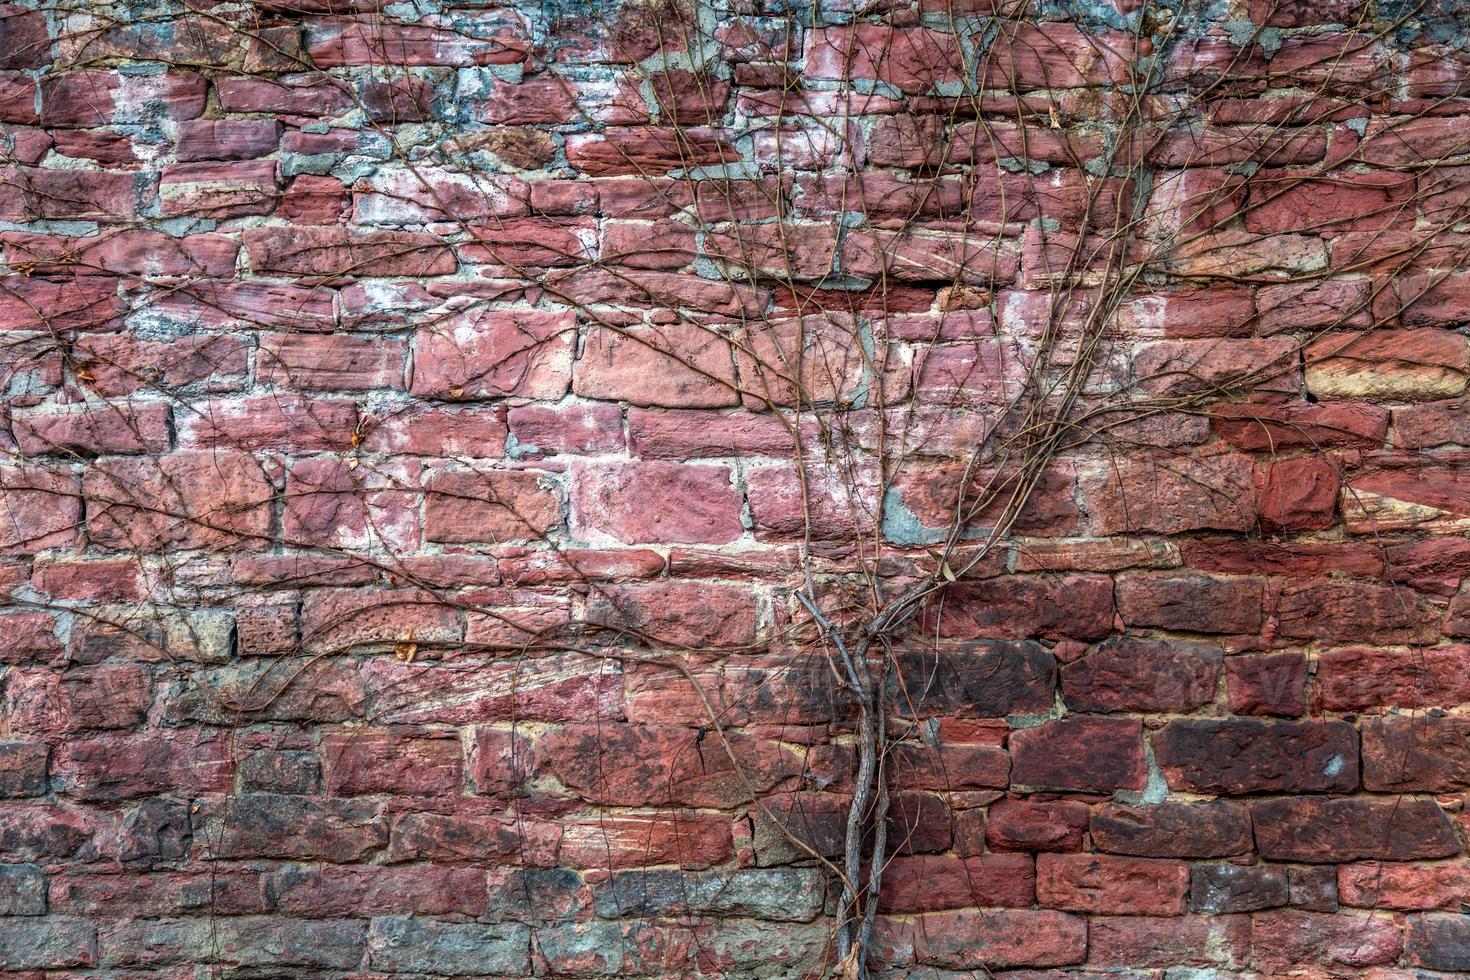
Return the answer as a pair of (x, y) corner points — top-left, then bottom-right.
(1227, 652), (1308, 716)
(878, 853), (1035, 912)
(1062, 636), (1220, 713)
(0, 741), (47, 798)
(1116, 571), (1264, 634)
(1306, 329), (1469, 401)
(1340, 861), (1470, 911)
(1088, 914), (1250, 969)
(323, 728), (464, 797)
(1362, 714), (1470, 792)
(1252, 796), (1458, 862)
(1190, 862), (1289, 914)
(1277, 579), (1443, 645)
(1153, 719), (1359, 795)
(1036, 853), (1189, 915)
(1251, 910), (1404, 973)
(920, 574), (1115, 643)
(424, 466), (560, 544)
(1408, 913), (1470, 971)
(199, 793), (387, 862)
(538, 724), (800, 807)
(368, 916), (530, 975)
(0, 916), (96, 970)
(892, 641), (1056, 718)
(1091, 801), (1252, 859)
(986, 799), (1090, 853)
(1082, 454), (1258, 534)
(905, 909), (1087, 969)
(569, 461), (744, 545)
(1010, 717), (1146, 793)
(411, 309), (574, 399)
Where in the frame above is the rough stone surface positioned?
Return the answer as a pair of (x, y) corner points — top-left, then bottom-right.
(0, 1), (1466, 975)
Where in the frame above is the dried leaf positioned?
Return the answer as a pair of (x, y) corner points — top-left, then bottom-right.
(393, 628), (418, 663)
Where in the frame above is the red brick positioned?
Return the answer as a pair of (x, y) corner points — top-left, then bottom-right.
(1277, 579), (1443, 645)
(1340, 861), (1470, 911)
(1115, 285), (1255, 338)
(1252, 796), (1458, 862)
(892, 641), (1056, 719)
(0, 276), (124, 333)
(12, 402), (170, 456)
(1246, 169), (1415, 233)
(160, 160), (279, 219)
(244, 226), (455, 279)
(561, 810), (733, 870)
(565, 126), (736, 175)
(889, 740), (1010, 791)
(0, 166), (143, 223)
(423, 466), (559, 544)
(0, 4), (48, 69)
(268, 865), (487, 918)
(364, 653), (616, 726)
(1361, 114), (1470, 165)
(878, 853), (1035, 912)
(52, 731), (232, 801)
(323, 728), (464, 797)
(216, 73), (354, 115)
(1088, 915), (1250, 969)
(41, 70), (205, 126)
(258, 333), (405, 391)
(1341, 459), (1470, 535)
(1258, 455), (1341, 532)
(1211, 400), (1389, 451)
(4, 229), (239, 278)
(1132, 338), (1300, 397)
(1116, 571), (1265, 634)
(538, 724), (800, 807)
(411, 309), (574, 400)
(1408, 912), (1470, 971)
(0, 741), (47, 798)
(177, 395), (357, 452)
(300, 588), (462, 655)
(586, 581), (756, 648)
(75, 332), (248, 398)
(1362, 714), (1470, 792)
(804, 26), (963, 93)
(569, 461), (743, 545)
(574, 324), (738, 407)
(1251, 910), (1404, 973)
(1319, 644), (1470, 711)
(921, 574), (1114, 643)
(1153, 719), (1358, 795)
(307, 17), (526, 67)
(83, 451), (273, 552)
(200, 794), (386, 863)
(904, 909), (1087, 969)
(1256, 278), (1379, 335)
(174, 119), (281, 161)
(284, 456), (420, 552)
(1036, 853), (1189, 915)
(986, 799), (1090, 853)
(1090, 801), (1252, 859)
(1010, 717), (1146, 793)
(1227, 652), (1307, 716)
(1083, 453), (1257, 534)
(1062, 636), (1221, 713)
(4, 664), (150, 734)
(1306, 329), (1469, 402)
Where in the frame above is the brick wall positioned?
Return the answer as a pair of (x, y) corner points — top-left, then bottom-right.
(3, 0), (1470, 974)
